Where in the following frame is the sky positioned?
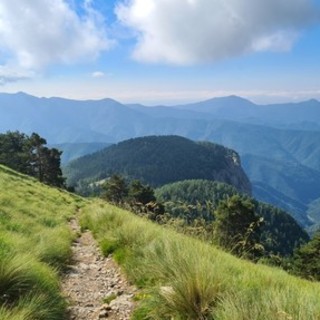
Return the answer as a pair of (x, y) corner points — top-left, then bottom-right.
(0, 0), (320, 105)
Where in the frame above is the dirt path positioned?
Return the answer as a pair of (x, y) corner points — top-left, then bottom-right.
(62, 219), (136, 320)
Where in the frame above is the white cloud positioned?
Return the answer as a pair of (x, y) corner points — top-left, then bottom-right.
(0, 0), (112, 77)
(0, 65), (34, 85)
(91, 71), (105, 78)
(116, 0), (319, 65)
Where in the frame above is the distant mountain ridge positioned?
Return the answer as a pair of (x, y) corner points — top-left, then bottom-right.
(1, 92), (320, 144)
(174, 95), (320, 129)
(1, 91), (320, 229)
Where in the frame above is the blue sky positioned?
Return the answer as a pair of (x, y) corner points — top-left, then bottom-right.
(0, 0), (319, 105)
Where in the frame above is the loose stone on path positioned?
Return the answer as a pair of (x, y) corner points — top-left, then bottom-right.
(62, 219), (136, 320)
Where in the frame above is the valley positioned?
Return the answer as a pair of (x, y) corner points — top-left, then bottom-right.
(1, 92), (320, 229)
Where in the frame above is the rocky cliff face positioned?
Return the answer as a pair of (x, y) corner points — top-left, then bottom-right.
(213, 149), (252, 195)
(65, 135), (252, 195)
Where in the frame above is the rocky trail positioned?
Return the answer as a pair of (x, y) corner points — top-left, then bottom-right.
(62, 219), (136, 320)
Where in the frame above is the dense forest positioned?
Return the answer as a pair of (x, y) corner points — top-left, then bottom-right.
(155, 179), (309, 256)
(65, 135), (251, 194)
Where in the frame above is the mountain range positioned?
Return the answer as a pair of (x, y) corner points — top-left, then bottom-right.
(1, 92), (320, 230)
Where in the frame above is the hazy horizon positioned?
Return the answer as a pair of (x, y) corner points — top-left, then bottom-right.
(1, 90), (320, 107)
(0, 0), (319, 105)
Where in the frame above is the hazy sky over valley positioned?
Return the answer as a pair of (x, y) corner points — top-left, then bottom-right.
(0, 0), (319, 104)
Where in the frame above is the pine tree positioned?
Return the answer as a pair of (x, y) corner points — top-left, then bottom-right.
(128, 180), (156, 205)
(28, 132), (47, 181)
(214, 195), (264, 259)
(41, 147), (65, 187)
(102, 174), (128, 204)
(292, 231), (320, 281)
(0, 131), (65, 188)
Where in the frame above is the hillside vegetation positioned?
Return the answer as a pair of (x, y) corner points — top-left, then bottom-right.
(155, 179), (309, 256)
(65, 135), (251, 194)
(80, 200), (320, 320)
(0, 165), (82, 319)
(1, 164), (320, 319)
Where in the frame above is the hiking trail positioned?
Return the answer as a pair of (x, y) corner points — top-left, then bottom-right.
(62, 219), (136, 320)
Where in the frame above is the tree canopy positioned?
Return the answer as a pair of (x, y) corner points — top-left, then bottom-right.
(102, 175), (155, 205)
(0, 131), (65, 187)
(155, 179), (309, 256)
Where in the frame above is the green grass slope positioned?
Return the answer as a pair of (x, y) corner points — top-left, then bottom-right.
(2, 164), (320, 319)
(80, 201), (320, 320)
(0, 165), (83, 319)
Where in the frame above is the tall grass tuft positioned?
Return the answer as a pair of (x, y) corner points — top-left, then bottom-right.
(80, 200), (320, 320)
(0, 164), (83, 319)
(141, 240), (224, 319)
(0, 253), (66, 318)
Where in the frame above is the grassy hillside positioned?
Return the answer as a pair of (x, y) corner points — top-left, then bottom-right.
(1, 164), (320, 319)
(0, 165), (83, 319)
(65, 135), (251, 194)
(80, 201), (320, 320)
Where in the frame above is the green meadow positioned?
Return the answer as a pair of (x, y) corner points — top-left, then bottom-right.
(1, 164), (320, 319)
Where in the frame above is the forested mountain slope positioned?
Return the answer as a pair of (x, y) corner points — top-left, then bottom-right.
(64, 135), (251, 194)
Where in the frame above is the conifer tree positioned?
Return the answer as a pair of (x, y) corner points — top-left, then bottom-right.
(0, 131), (65, 188)
(292, 231), (320, 281)
(128, 180), (156, 205)
(102, 174), (128, 204)
(214, 195), (264, 259)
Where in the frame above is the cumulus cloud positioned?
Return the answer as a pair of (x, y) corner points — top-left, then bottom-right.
(116, 0), (319, 64)
(91, 71), (105, 78)
(0, 0), (112, 75)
